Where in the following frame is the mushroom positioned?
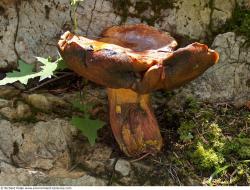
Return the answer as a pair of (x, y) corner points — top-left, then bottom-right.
(58, 24), (219, 157)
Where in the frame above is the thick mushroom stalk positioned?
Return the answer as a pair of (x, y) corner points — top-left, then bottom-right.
(58, 24), (219, 157)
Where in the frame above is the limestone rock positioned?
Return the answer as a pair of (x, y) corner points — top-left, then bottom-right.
(0, 1), (17, 70)
(0, 101), (32, 120)
(0, 162), (47, 186)
(0, 162), (107, 186)
(0, 118), (74, 169)
(16, 101), (32, 119)
(211, 0), (235, 31)
(115, 159), (131, 177)
(175, 32), (250, 106)
(0, 99), (10, 108)
(15, 0), (72, 64)
(0, 86), (21, 99)
(23, 93), (70, 113)
(75, 143), (113, 175)
(44, 175), (107, 186)
(75, 0), (121, 37)
(159, 0), (235, 40)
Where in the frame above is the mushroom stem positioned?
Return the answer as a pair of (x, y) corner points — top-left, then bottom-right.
(107, 88), (162, 156)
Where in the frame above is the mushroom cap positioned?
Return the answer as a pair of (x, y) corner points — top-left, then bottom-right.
(100, 24), (177, 52)
(58, 24), (177, 90)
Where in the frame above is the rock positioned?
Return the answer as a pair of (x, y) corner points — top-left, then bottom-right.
(44, 175), (107, 186)
(75, 143), (113, 174)
(175, 32), (250, 106)
(162, 0), (211, 40)
(0, 86), (21, 99)
(0, 162), (47, 186)
(211, 0), (235, 31)
(16, 101), (32, 119)
(23, 93), (70, 113)
(0, 120), (14, 163)
(159, 0), (235, 40)
(0, 118), (74, 169)
(23, 94), (51, 112)
(0, 162), (107, 186)
(115, 159), (131, 177)
(75, 0), (121, 37)
(0, 107), (17, 120)
(0, 101), (32, 120)
(0, 1), (17, 70)
(15, 0), (72, 64)
(238, 0), (250, 8)
(0, 99), (9, 108)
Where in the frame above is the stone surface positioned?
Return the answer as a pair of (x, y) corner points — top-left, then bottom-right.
(0, 162), (107, 186)
(175, 32), (250, 106)
(160, 0), (211, 40)
(115, 159), (131, 177)
(0, 99), (9, 108)
(0, 1), (17, 70)
(0, 118), (74, 169)
(0, 86), (21, 99)
(0, 101), (32, 120)
(23, 93), (70, 113)
(75, 143), (113, 175)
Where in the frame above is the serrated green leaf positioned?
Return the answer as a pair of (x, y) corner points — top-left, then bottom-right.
(72, 99), (94, 113)
(36, 57), (58, 81)
(71, 116), (105, 145)
(0, 60), (39, 85)
(56, 57), (67, 70)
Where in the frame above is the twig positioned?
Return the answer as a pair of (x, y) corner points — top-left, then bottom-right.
(26, 73), (74, 92)
(130, 152), (152, 163)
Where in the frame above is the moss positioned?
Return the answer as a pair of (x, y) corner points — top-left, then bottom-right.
(111, 0), (131, 23)
(217, 3), (250, 42)
(192, 142), (224, 170)
(177, 121), (196, 142)
(111, 0), (174, 25)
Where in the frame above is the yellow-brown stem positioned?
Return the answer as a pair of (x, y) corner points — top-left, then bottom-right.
(107, 88), (163, 156)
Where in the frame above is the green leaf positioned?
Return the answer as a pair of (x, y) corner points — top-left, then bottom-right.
(0, 57), (68, 86)
(71, 116), (105, 145)
(0, 60), (39, 85)
(36, 57), (58, 81)
(56, 57), (67, 71)
(72, 99), (94, 113)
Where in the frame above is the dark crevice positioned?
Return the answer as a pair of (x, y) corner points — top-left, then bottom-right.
(44, 5), (51, 19)
(86, 0), (97, 36)
(13, 0), (21, 62)
(0, 5), (5, 16)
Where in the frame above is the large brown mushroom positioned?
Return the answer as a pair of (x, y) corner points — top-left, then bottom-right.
(58, 24), (219, 157)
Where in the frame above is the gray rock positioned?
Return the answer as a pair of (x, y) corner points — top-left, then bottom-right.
(16, 101), (32, 119)
(0, 118), (74, 169)
(23, 94), (51, 112)
(75, 143), (113, 174)
(0, 107), (17, 120)
(0, 99), (9, 108)
(0, 1), (17, 70)
(23, 93), (70, 113)
(211, 0), (235, 31)
(44, 175), (107, 186)
(115, 159), (131, 177)
(0, 162), (47, 186)
(160, 0), (235, 40)
(0, 120), (13, 163)
(0, 86), (20, 99)
(0, 162), (107, 186)
(175, 32), (250, 106)
(0, 101), (32, 120)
